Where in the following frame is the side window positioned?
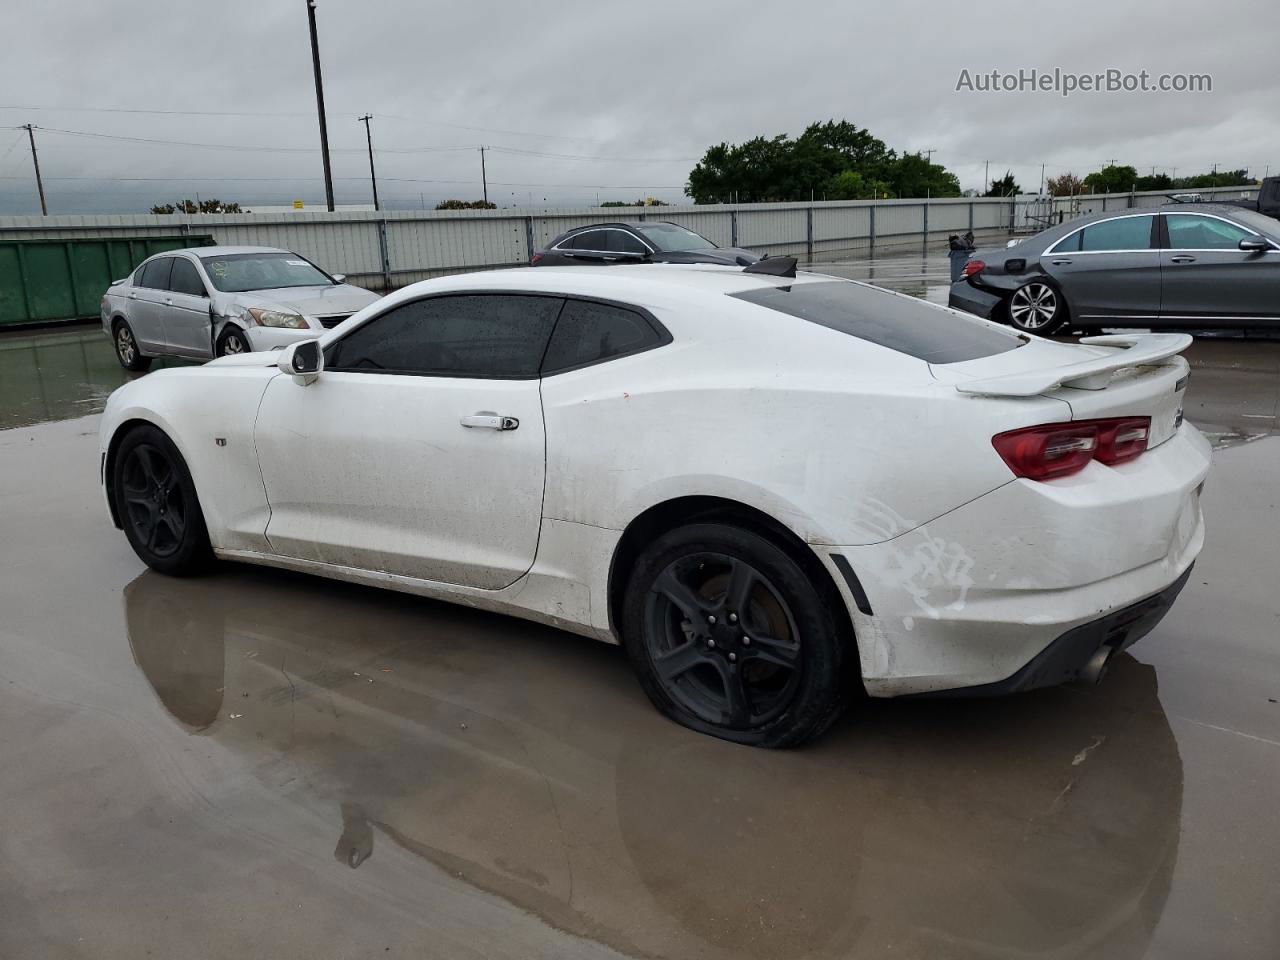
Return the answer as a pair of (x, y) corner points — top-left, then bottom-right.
(1052, 229), (1082, 253)
(607, 231), (650, 254)
(567, 231), (606, 252)
(328, 294), (563, 378)
(1078, 216), (1154, 252)
(1166, 215), (1254, 250)
(541, 299), (666, 374)
(167, 258), (208, 297)
(138, 258), (173, 290)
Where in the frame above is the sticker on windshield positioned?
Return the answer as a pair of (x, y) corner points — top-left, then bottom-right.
(285, 259), (309, 266)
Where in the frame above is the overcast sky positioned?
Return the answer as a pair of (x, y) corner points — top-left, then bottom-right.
(1, 0), (1277, 213)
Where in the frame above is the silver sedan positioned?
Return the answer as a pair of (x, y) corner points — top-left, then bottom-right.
(101, 245), (381, 370)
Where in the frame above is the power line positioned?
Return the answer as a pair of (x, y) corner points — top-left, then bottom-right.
(0, 104), (619, 145)
(26, 126), (691, 164)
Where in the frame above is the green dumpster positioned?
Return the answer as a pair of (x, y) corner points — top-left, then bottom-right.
(0, 235), (215, 327)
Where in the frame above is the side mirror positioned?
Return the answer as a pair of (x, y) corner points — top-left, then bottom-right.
(1238, 237), (1271, 252)
(278, 339), (323, 385)
(331, 273), (347, 283)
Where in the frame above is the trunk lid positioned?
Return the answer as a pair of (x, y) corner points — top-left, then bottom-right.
(932, 334), (1190, 448)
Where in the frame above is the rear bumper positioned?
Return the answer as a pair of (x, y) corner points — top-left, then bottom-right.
(947, 280), (1003, 320)
(819, 423), (1210, 697)
(909, 565), (1192, 697)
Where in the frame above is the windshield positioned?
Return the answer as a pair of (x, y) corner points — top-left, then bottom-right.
(1221, 208), (1280, 240)
(199, 253), (334, 292)
(642, 223), (717, 252)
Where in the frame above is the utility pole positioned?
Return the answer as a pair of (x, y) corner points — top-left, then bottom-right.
(305, 0), (335, 211)
(1039, 163), (1045, 196)
(479, 146), (488, 205)
(357, 114), (379, 211)
(22, 124), (47, 216)
(921, 148), (937, 163)
(983, 160), (989, 195)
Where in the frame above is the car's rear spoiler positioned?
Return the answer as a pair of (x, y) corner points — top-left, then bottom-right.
(955, 333), (1193, 397)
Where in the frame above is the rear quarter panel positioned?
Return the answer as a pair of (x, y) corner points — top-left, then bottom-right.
(540, 295), (1069, 546)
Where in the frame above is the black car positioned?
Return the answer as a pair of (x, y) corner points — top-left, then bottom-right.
(531, 221), (760, 267)
(949, 204), (1280, 335)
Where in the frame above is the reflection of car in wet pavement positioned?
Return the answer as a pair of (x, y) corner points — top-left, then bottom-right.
(100, 245), (381, 368)
(100, 262), (1209, 746)
(950, 205), (1280, 335)
(124, 566), (1183, 960)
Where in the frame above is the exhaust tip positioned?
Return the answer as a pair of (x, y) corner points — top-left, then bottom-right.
(1080, 647), (1113, 685)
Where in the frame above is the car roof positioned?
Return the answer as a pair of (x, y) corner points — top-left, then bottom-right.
(381, 262), (832, 309)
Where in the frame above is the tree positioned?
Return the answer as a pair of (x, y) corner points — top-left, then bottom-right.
(823, 170), (893, 200)
(150, 198), (242, 214)
(435, 199), (497, 210)
(1172, 168), (1252, 189)
(886, 153), (961, 198)
(983, 172), (1021, 197)
(1082, 164), (1139, 194)
(1046, 173), (1084, 197)
(683, 120), (963, 204)
(1134, 173), (1174, 192)
(600, 197), (669, 207)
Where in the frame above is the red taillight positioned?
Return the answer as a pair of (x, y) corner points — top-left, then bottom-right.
(530, 253), (543, 265)
(962, 258), (986, 277)
(992, 417), (1152, 481)
(1094, 416), (1151, 465)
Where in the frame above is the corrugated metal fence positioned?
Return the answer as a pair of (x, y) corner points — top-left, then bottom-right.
(0, 186), (1259, 304)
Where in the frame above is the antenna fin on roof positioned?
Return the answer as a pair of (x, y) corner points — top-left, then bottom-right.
(743, 255), (797, 279)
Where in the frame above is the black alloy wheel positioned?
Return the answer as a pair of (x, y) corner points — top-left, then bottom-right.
(113, 425), (213, 575)
(623, 523), (850, 747)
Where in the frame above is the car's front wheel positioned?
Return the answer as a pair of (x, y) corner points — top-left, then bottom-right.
(113, 425), (214, 576)
(1007, 280), (1066, 335)
(216, 327), (251, 357)
(113, 320), (153, 372)
(622, 523), (850, 747)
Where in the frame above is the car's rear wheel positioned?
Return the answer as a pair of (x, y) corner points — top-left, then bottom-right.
(113, 320), (153, 372)
(1007, 280), (1066, 335)
(216, 327), (250, 357)
(113, 425), (213, 576)
(622, 523), (849, 747)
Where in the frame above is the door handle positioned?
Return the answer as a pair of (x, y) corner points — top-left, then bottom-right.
(1051, 259), (1073, 265)
(1169, 255), (1197, 263)
(460, 413), (519, 431)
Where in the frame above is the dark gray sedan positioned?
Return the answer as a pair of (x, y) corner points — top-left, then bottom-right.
(531, 221), (760, 267)
(949, 205), (1280, 334)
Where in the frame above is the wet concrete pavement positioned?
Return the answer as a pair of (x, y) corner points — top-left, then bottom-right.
(2, 261), (1279, 958)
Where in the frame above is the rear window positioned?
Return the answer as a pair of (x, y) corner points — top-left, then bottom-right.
(729, 281), (1023, 364)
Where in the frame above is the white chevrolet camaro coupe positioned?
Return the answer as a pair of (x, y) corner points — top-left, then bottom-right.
(98, 259), (1210, 746)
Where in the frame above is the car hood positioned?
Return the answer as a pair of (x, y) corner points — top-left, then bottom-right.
(225, 283), (380, 317)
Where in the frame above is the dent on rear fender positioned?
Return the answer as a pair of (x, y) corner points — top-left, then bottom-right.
(844, 497), (978, 625)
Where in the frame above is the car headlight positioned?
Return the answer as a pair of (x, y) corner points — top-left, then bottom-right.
(246, 307), (308, 329)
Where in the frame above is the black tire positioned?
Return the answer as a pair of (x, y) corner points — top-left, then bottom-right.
(622, 523), (850, 748)
(112, 425), (214, 576)
(1006, 279), (1067, 335)
(216, 327), (251, 357)
(113, 319), (153, 372)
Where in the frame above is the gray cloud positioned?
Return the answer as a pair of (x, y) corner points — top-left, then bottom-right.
(1, 0), (1276, 213)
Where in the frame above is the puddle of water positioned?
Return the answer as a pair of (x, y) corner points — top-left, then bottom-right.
(0, 326), (190, 429)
